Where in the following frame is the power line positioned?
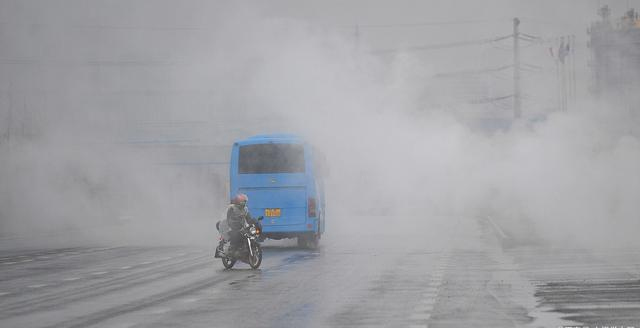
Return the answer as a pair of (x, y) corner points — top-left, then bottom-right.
(0, 21), (207, 31)
(520, 33), (542, 40)
(373, 34), (513, 54)
(0, 59), (184, 67)
(468, 94), (513, 104)
(435, 65), (512, 78)
(349, 18), (511, 29)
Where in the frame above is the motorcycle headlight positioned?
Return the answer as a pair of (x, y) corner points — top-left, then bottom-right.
(249, 226), (257, 235)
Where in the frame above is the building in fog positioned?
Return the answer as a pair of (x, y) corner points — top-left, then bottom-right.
(589, 6), (640, 108)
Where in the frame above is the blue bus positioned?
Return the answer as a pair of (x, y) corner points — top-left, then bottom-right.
(229, 134), (325, 248)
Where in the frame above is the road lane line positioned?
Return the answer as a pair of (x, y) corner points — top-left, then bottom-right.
(557, 303), (640, 310)
(91, 271), (108, 275)
(63, 277), (80, 281)
(140, 261), (153, 265)
(181, 298), (200, 303)
(421, 293), (436, 299)
(27, 284), (48, 288)
(0, 292), (10, 296)
(2, 262), (17, 265)
(414, 304), (434, 312)
(149, 307), (171, 314)
(19, 259), (34, 263)
(95, 247), (118, 251)
(409, 313), (431, 320)
(120, 266), (132, 269)
(107, 322), (136, 328)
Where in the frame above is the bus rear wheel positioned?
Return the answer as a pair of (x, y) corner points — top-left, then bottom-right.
(307, 234), (320, 250)
(297, 234), (320, 249)
(297, 235), (306, 248)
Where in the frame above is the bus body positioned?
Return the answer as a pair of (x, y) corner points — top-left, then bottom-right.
(229, 134), (325, 245)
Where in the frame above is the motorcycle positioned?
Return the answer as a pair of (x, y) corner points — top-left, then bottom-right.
(214, 216), (263, 269)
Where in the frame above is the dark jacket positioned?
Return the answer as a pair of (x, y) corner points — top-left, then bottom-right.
(226, 204), (253, 231)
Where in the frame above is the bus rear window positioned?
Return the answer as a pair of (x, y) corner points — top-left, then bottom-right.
(239, 143), (305, 174)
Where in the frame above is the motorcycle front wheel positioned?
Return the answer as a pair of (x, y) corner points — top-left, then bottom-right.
(249, 243), (262, 269)
(222, 257), (236, 269)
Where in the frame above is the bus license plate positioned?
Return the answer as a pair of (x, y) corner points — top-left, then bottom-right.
(265, 208), (281, 217)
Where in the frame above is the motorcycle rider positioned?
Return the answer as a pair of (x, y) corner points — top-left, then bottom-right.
(225, 193), (258, 254)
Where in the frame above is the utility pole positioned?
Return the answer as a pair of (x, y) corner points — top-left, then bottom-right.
(354, 24), (360, 52)
(513, 17), (522, 119)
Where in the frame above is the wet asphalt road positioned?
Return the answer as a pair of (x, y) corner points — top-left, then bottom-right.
(1, 216), (639, 328)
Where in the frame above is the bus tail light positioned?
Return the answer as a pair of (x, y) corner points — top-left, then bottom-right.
(308, 197), (317, 217)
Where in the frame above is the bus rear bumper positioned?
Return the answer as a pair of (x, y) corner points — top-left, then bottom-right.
(261, 220), (318, 239)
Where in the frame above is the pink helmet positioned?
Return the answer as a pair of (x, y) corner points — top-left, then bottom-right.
(231, 193), (248, 205)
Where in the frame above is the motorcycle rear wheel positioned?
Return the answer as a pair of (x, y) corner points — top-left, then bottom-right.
(222, 257), (236, 269)
(249, 244), (262, 269)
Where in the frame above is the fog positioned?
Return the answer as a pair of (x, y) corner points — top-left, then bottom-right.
(1, 0), (639, 250)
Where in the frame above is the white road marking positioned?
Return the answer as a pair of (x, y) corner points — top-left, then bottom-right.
(19, 259), (33, 263)
(558, 303), (640, 310)
(409, 325), (428, 328)
(91, 271), (108, 275)
(96, 247), (117, 251)
(414, 304), (434, 312)
(140, 261), (153, 265)
(149, 307), (171, 314)
(2, 262), (17, 265)
(28, 284), (48, 288)
(421, 291), (437, 298)
(37, 256), (51, 259)
(120, 266), (132, 269)
(181, 298), (200, 303)
(0, 292), (10, 296)
(409, 313), (431, 320)
(107, 322), (136, 328)
(63, 277), (80, 281)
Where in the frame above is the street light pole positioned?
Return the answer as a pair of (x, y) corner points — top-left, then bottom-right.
(513, 17), (522, 119)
